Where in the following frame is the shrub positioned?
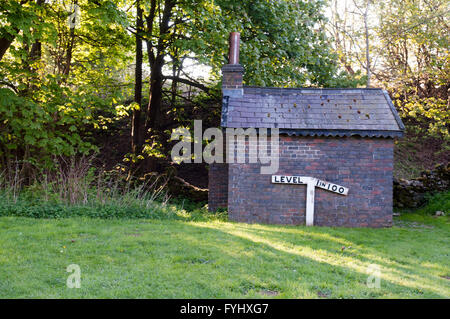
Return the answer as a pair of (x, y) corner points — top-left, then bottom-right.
(0, 156), (225, 221)
(416, 191), (450, 216)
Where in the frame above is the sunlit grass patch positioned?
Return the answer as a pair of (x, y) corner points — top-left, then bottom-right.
(0, 210), (448, 298)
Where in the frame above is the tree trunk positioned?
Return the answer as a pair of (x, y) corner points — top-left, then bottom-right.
(0, 0), (32, 61)
(63, 1), (78, 77)
(131, 0), (144, 154)
(29, 0), (44, 65)
(0, 36), (14, 62)
(146, 56), (164, 130)
(145, 0), (176, 132)
(364, 2), (371, 87)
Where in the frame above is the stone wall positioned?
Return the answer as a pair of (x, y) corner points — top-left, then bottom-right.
(394, 163), (449, 208)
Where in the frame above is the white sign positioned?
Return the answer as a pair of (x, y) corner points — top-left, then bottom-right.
(271, 175), (307, 185)
(315, 178), (349, 195)
(271, 175), (349, 226)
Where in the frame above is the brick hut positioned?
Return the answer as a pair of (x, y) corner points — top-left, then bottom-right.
(208, 33), (404, 227)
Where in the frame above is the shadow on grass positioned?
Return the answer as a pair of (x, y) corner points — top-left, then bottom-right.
(219, 221), (448, 273)
(0, 217), (448, 298)
(185, 221), (449, 298)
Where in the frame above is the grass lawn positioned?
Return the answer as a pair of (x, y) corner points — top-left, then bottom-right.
(0, 210), (448, 298)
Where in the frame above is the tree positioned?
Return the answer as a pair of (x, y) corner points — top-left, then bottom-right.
(0, 0), (35, 61)
(0, 0), (131, 177)
(376, 0), (449, 97)
(327, 0), (375, 87)
(1, 0), (358, 178)
(131, 0), (144, 155)
(376, 0), (449, 141)
(128, 0), (354, 158)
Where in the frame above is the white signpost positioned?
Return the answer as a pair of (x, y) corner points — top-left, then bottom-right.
(271, 175), (349, 226)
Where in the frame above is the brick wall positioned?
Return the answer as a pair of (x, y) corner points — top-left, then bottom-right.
(222, 64), (243, 90)
(208, 163), (229, 211)
(227, 135), (394, 227)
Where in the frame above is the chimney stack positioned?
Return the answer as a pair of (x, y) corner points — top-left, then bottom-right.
(222, 32), (243, 97)
(228, 32), (240, 64)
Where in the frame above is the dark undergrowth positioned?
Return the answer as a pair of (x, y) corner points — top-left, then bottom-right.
(0, 157), (222, 221)
(395, 191), (450, 216)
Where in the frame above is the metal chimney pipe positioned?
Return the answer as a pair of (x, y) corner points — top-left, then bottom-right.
(228, 32), (240, 64)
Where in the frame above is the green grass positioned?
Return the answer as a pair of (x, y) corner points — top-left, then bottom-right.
(0, 210), (448, 298)
(399, 191), (450, 216)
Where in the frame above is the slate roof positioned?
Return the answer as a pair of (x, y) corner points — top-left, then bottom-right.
(221, 87), (404, 138)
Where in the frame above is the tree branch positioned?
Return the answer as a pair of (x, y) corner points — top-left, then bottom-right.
(162, 76), (212, 94)
(0, 80), (18, 93)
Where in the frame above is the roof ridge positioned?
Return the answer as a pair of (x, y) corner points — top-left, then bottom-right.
(244, 86), (384, 91)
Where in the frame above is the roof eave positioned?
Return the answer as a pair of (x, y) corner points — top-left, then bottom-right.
(279, 128), (404, 138)
(219, 126), (404, 138)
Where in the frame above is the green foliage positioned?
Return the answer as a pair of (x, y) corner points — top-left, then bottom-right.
(0, 83), (96, 166)
(0, 0), (41, 45)
(0, 0), (131, 169)
(181, 0), (355, 87)
(0, 186), (224, 220)
(415, 191), (450, 216)
(0, 192), (221, 220)
(1, 0), (361, 173)
(0, 154), (221, 220)
(1, 0), (445, 178)
(377, 0), (449, 92)
(375, 0), (449, 157)
(329, 0), (448, 153)
(395, 95), (449, 142)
